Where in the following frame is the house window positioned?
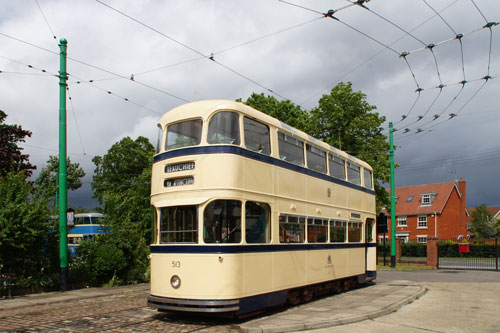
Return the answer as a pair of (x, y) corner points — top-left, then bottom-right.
(421, 194), (432, 206)
(397, 216), (407, 227)
(417, 235), (427, 244)
(417, 216), (427, 229)
(407, 196), (414, 202)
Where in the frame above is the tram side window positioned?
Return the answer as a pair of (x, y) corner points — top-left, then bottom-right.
(278, 131), (304, 167)
(244, 117), (270, 155)
(329, 154), (346, 180)
(330, 220), (346, 242)
(208, 111), (240, 145)
(348, 221), (362, 242)
(347, 162), (361, 185)
(166, 119), (202, 151)
(363, 169), (373, 189)
(306, 144), (327, 174)
(204, 200), (241, 244)
(245, 201), (271, 244)
(307, 217), (327, 243)
(156, 125), (163, 153)
(159, 206), (198, 243)
(279, 214), (305, 243)
(75, 216), (90, 224)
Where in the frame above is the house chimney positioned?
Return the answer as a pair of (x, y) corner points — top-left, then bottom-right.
(458, 178), (466, 232)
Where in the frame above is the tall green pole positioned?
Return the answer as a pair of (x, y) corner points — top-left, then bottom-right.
(58, 38), (68, 291)
(389, 122), (396, 268)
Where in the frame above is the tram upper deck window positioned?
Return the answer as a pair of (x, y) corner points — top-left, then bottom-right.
(363, 169), (373, 189)
(347, 162), (361, 185)
(245, 201), (271, 244)
(329, 154), (346, 180)
(156, 124), (163, 153)
(279, 214), (305, 243)
(278, 132), (304, 167)
(244, 117), (270, 155)
(166, 119), (202, 151)
(159, 206), (197, 243)
(306, 144), (327, 174)
(348, 221), (362, 242)
(203, 200), (241, 244)
(207, 111), (240, 145)
(307, 217), (327, 243)
(75, 216), (91, 224)
(330, 220), (346, 243)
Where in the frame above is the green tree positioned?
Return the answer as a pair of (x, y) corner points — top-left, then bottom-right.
(309, 82), (390, 211)
(470, 204), (496, 238)
(34, 155), (86, 208)
(0, 110), (35, 177)
(238, 93), (310, 132)
(0, 171), (56, 285)
(91, 136), (154, 243)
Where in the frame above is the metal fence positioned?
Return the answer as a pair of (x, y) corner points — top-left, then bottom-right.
(438, 238), (500, 271)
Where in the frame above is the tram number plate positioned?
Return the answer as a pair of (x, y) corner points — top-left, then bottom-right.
(172, 261), (181, 268)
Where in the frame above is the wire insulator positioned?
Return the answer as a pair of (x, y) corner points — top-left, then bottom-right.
(324, 9), (336, 17)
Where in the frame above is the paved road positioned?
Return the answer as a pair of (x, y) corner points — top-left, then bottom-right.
(0, 269), (498, 332)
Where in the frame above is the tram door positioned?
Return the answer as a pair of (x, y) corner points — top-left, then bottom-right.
(365, 219), (375, 272)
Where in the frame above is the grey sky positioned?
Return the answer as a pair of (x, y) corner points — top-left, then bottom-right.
(1, 0), (498, 208)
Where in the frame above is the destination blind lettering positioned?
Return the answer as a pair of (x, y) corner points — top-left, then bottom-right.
(165, 162), (195, 173)
(164, 177), (194, 187)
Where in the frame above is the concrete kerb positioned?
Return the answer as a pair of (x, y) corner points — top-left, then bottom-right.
(240, 283), (427, 333)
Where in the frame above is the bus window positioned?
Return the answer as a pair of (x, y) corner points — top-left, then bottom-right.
(329, 154), (346, 180)
(207, 111), (240, 145)
(245, 201), (271, 244)
(347, 162), (361, 185)
(330, 220), (346, 243)
(307, 217), (327, 243)
(166, 119), (202, 151)
(348, 221), (362, 242)
(279, 214), (305, 243)
(306, 144), (326, 174)
(204, 200), (241, 243)
(278, 131), (304, 167)
(159, 206), (198, 243)
(363, 169), (373, 189)
(244, 117), (270, 155)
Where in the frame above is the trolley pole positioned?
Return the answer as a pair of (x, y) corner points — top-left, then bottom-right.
(58, 38), (68, 291)
(389, 122), (396, 268)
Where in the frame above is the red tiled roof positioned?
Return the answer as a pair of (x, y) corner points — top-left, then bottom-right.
(467, 206), (500, 223)
(385, 181), (460, 216)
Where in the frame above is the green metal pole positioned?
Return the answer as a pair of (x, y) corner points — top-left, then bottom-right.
(389, 122), (396, 268)
(58, 38), (68, 291)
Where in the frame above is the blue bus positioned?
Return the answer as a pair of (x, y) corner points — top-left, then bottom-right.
(67, 213), (108, 255)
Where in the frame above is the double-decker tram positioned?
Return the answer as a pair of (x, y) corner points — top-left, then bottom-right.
(67, 213), (107, 255)
(147, 100), (377, 316)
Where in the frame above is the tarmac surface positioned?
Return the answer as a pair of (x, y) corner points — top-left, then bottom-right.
(0, 269), (499, 332)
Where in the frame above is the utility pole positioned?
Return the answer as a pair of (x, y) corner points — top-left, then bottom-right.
(58, 38), (68, 291)
(389, 122), (396, 268)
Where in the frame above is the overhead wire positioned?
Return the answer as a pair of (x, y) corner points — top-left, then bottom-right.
(66, 86), (87, 155)
(35, 0), (57, 41)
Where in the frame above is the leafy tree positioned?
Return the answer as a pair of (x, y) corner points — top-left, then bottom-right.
(91, 136), (154, 243)
(0, 171), (57, 286)
(309, 82), (391, 211)
(34, 155), (86, 208)
(0, 110), (35, 177)
(238, 93), (310, 132)
(470, 204), (496, 238)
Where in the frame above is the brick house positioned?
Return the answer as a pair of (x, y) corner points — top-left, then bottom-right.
(380, 178), (468, 243)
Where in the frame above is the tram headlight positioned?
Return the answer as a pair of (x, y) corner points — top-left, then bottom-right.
(170, 275), (181, 289)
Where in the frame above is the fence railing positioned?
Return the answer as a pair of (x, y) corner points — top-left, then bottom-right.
(438, 237), (500, 271)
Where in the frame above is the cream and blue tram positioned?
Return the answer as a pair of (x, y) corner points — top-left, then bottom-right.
(147, 100), (377, 316)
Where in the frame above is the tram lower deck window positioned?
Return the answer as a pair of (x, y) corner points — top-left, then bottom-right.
(330, 220), (346, 243)
(245, 201), (271, 243)
(307, 217), (327, 243)
(204, 200), (241, 243)
(279, 214), (305, 243)
(159, 206), (198, 243)
(348, 221), (362, 242)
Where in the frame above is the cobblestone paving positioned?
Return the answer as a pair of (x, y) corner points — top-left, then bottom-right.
(0, 292), (241, 332)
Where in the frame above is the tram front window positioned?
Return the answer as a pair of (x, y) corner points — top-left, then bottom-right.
(166, 119), (202, 151)
(207, 111), (240, 145)
(204, 200), (241, 243)
(159, 206), (198, 243)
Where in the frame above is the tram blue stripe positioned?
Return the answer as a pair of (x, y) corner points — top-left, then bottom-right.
(150, 243), (376, 254)
(153, 146), (376, 195)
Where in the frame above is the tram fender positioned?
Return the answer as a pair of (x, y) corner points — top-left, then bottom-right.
(237, 290), (288, 315)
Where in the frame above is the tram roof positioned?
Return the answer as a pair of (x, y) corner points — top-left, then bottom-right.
(159, 100), (371, 170)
